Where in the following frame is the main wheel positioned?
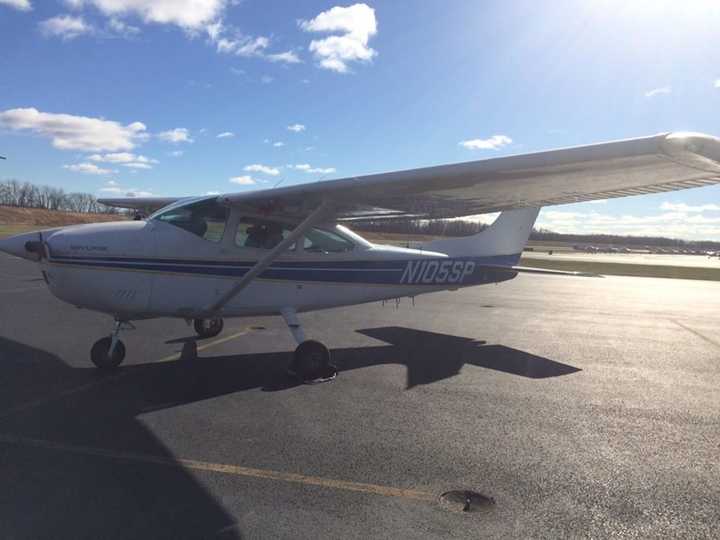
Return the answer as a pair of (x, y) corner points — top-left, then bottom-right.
(194, 317), (224, 339)
(90, 337), (126, 370)
(291, 340), (333, 382)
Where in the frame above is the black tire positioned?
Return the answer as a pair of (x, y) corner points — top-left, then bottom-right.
(91, 337), (126, 370)
(292, 340), (331, 380)
(194, 318), (224, 339)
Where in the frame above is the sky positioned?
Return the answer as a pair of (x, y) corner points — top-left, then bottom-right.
(2, 0), (720, 240)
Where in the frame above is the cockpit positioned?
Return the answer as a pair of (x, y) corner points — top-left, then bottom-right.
(149, 197), (368, 253)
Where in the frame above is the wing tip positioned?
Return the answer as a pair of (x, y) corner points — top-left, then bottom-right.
(661, 132), (720, 172)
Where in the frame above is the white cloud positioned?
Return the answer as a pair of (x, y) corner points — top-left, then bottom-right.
(158, 127), (193, 143)
(660, 202), (720, 213)
(307, 167), (335, 174)
(98, 180), (153, 197)
(88, 152), (156, 164)
(88, 151), (157, 169)
(205, 190), (220, 195)
(217, 131), (234, 138)
(0, 0), (31, 11)
(215, 34), (269, 56)
(586, 199), (608, 204)
(287, 123), (306, 132)
(267, 51), (302, 64)
(229, 175), (256, 185)
(261, 75), (274, 84)
(459, 135), (512, 150)
(644, 86), (671, 98)
(536, 209), (720, 241)
(244, 164), (279, 176)
(66, 0), (226, 30)
(64, 162), (116, 175)
(300, 3), (378, 73)
(40, 14), (93, 39)
(715, 79), (720, 89)
(169, 150), (183, 157)
(206, 21), (300, 64)
(107, 17), (139, 36)
(0, 107), (147, 152)
(123, 162), (152, 169)
(273, 141), (285, 147)
(289, 163), (335, 174)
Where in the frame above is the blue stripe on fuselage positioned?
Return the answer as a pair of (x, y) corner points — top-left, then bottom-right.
(46, 253), (521, 286)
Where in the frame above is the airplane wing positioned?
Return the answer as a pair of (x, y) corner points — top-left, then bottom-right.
(216, 132), (720, 221)
(96, 196), (182, 212)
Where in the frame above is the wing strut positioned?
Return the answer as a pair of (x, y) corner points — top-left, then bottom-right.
(206, 201), (332, 315)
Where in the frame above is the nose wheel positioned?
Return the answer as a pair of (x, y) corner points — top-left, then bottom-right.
(91, 337), (126, 370)
(91, 320), (131, 370)
(194, 317), (224, 339)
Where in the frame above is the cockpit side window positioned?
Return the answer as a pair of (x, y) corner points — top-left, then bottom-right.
(153, 199), (228, 243)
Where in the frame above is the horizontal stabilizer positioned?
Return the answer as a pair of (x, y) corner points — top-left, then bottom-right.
(474, 264), (603, 278)
(508, 266), (603, 278)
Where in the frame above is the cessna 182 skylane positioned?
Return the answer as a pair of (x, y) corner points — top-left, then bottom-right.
(2, 132), (720, 381)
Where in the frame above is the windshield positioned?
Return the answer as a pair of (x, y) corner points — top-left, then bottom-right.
(151, 198), (228, 242)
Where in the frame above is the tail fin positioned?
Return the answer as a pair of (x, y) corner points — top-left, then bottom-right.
(422, 207), (540, 258)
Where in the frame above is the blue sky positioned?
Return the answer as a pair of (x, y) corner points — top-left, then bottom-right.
(2, 0), (720, 240)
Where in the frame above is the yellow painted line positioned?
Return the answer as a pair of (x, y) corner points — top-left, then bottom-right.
(0, 328), (250, 419)
(154, 328), (251, 364)
(672, 319), (720, 350)
(0, 373), (126, 420)
(0, 433), (435, 502)
(0, 286), (45, 294)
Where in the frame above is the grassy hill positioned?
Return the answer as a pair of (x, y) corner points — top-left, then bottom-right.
(0, 206), (125, 238)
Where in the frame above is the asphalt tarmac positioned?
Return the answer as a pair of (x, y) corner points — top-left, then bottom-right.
(0, 253), (718, 539)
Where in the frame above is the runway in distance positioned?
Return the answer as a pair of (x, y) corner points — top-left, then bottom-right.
(2, 132), (720, 381)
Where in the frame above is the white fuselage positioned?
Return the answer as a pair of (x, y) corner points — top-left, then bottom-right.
(39, 219), (508, 320)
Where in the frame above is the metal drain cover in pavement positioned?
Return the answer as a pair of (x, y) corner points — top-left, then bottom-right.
(439, 490), (495, 513)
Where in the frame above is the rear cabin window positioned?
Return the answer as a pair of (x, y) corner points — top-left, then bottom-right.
(233, 218), (354, 253)
(153, 199), (228, 243)
(235, 219), (294, 250)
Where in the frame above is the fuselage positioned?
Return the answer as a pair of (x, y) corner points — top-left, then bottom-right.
(0, 199), (521, 320)
(36, 220), (517, 320)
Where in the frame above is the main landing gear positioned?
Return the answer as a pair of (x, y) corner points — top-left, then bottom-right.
(281, 308), (336, 384)
(89, 311), (333, 383)
(91, 320), (131, 370)
(193, 317), (224, 339)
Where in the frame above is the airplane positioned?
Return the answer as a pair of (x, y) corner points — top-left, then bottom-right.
(1, 132), (720, 382)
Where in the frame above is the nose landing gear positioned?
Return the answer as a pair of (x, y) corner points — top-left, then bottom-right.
(193, 317), (224, 339)
(91, 320), (131, 370)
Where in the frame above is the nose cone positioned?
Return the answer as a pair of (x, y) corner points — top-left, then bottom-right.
(0, 231), (42, 261)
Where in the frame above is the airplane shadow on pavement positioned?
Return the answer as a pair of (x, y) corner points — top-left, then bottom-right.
(0, 327), (579, 539)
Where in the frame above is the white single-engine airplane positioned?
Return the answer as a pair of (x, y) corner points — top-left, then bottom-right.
(2, 133), (720, 380)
